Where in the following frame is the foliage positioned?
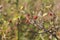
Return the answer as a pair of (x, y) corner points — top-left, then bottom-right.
(0, 0), (60, 40)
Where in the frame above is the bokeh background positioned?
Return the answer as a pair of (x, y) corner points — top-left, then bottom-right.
(0, 0), (60, 40)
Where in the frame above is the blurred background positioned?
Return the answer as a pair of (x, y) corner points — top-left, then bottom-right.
(0, 0), (60, 40)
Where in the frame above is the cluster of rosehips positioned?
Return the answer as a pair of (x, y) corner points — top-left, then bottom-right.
(25, 14), (38, 23)
(25, 11), (54, 23)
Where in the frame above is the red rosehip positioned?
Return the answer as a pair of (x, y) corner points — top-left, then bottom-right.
(9, 19), (12, 23)
(33, 16), (38, 19)
(48, 12), (53, 16)
(49, 13), (53, 16)
(26, 14), (30, 16)
(25, 14), (30, 19)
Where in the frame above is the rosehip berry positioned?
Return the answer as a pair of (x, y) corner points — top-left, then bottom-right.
(49, 13), (53, 16)
(26, 14), (30, 16)
(48, 12), (53, 16)
(9, 19), (12, 23)
(33, 16), (38, 19)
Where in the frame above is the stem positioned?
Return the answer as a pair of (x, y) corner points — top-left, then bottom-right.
(16, 0), (19, 40)
(16, 0), (19, 9)
(17, 22), (20, 40)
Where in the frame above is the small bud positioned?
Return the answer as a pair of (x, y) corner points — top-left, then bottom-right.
(43, 13), (48, 17)
(20, 6), (24, 10)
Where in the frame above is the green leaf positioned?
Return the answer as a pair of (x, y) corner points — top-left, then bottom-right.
(20, 15), (25, 20)
(3, 26), (7, 30)
(43, 22), (50, 29)
(29, 24), (34, 28)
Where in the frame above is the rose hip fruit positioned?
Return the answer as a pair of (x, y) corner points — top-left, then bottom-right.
(33, 16), (38, 19)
